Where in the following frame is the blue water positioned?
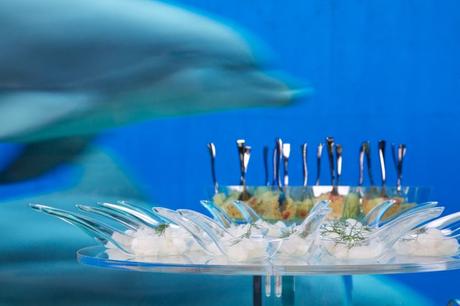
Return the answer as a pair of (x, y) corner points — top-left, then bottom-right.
(0, 0), (459, 304)
(100, 0), (460, 212)
(108, 1), (460, 303)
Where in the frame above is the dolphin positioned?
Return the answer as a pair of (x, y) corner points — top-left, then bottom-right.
(0, 0), (307, 182)
(0, 0), (303, 143)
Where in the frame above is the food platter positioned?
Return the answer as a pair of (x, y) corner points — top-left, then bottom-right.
(31, 138), (460, 305)
(33, 185), (460, 306)
(78, 245), (460, 276)
(77, 246), (460, 306)
(32, 181), (460, 306)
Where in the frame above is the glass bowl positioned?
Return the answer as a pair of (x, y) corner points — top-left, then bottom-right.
(208, 185), (431, 223)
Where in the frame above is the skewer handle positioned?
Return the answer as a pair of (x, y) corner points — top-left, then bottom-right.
(207, 143), (218, 194)
(363, 141), (375, 186)
(396, 144), (406, 192)
(301, 143), (308, 186)
(282, 143), (291, 187)
(315, 143), (323, 185)
(274, 138), (283, 188)
(378, 140), (387, 187)
(358, 142), (365, 186)
(326, 137), (335, 186)
(335, 144), (343, 188)
(236, 139), (246, 186)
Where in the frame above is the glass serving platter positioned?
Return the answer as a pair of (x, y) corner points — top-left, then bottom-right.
(31, 186), (460, 306)
(78, 246), (460, 306)
(78, 246), (460, 276)
(30, 187), (459, 306)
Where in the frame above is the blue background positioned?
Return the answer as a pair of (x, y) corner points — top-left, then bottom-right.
(102, 0), (460, 214)
(0, 0), (459, 304)
(106, 1), (460, 303)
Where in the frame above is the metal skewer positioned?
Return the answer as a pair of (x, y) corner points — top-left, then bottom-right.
(392, 144), (407, 193)
(326, 137), (335, 187)
(378, 140), (387, 197)
(236, 139), (246, 186)
(275, 138), (283, 188)
(301, 143), (308, 186)
(315, 143), (323, 186)
(236, 140), (251, 200)
(272, 138), (283, 187)
(207, 142), (218, 194)
(334, 144), (343, 194)
(358, 142), (365, 186)
(278, 143), (290, 211)
(363, 141), (375, 186)
(282, 143), (291, 187)
(243, 146), (251, 186)
(378, 140), (387, 186)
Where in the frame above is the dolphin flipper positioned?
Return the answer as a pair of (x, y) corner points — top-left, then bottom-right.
(0, 91), (97, 183)
(0, 91), (96, 141)
(0, 135), (93, 183)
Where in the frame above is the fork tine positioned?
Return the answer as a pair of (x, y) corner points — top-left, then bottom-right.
(200, 200), (233, 228)
(76, 204), (139, 230)
(448, 227), (460, 237)
(297, 200), (330, 237)
(177, 209), (230, 237)
(425, 212), (460, 230)
(30, 204), (132, 254)
(118, 200), (171, 224)
(401, 201), (439, 216)
(363, 200), (395, 228)
(378, 201), (439, 227)
(233, 200), (260, 223)
(374, 207), (444, 246)
(98, 202), (162, 227)
(153, 207), (223, 255)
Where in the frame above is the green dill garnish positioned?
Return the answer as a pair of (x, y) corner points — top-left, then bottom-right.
(279, 228), (295, 239)
(320, 219), (370, 249)
(155, 224), (169, 236)
(415, 227), (427, 235)
(230, 223), (260, 246)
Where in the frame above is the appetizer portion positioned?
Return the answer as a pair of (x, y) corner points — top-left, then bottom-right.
(212, 187), (416, 222)
(319, 204), (444, 261)
(207, 138), (417, 223)
(394, 228), (459, 257)
(319, 219), (382, 260)
(212, 187), (313, 221)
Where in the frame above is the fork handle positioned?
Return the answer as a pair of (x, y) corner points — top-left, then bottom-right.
(236, 139), (246, 186)
(273, 138), (283, 188)
(301, 143), (308, 186)
(358, 142), (365, 186)
(326, 137), (335, 186)
(378, 140), (387, 187)
(208, 143), (218, 194)
(363, 141), (375, 186)
(396, 144), (406, 192)
(315, 143), (323, 185)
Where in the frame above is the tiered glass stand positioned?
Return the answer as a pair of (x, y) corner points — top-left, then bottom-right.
(78, 246), (460, 306)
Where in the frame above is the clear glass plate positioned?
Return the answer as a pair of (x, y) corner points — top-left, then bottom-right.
(78, 246), (460, 276)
